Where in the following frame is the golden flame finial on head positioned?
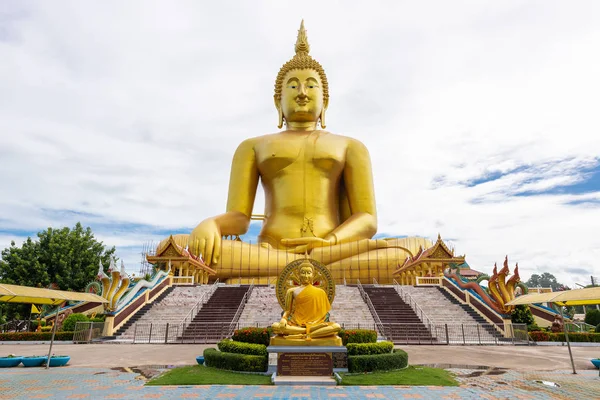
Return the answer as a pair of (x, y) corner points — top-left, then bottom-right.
(274, 20), (329, 103)
(295, 20), (310, 55)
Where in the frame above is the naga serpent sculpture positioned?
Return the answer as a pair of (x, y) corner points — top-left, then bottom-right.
(444, 256), (528, 315)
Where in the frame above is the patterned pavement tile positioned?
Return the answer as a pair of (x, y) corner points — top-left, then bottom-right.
(0, 366), (596, 400)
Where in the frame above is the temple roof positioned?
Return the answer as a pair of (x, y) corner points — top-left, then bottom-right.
(393, 234), (465, 275)
(146, 235), (216, 274)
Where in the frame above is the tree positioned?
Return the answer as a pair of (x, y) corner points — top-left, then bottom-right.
(585, 309), (600, 327)
(0, 223), (116, 319)
(525, 272), (569, 291)
(512, 305), (535, 325)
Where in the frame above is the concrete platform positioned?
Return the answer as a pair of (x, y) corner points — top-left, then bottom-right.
(272, 374), (337, 386)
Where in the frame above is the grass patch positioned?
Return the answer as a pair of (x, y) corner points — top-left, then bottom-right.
(340, 366), (459, 386)
(146, 365), (271, 386)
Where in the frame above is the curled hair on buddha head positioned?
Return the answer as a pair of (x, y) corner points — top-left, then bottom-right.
(274, 20), (329, 128)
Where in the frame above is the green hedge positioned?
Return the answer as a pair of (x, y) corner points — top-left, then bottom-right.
(62, 313), (89, 332)
(596, 323), (600, 334)
(217, 339), (268, 356)
(338, 329), (377, 345)
(203, 348), (268, 372)
(530, 331), (600, 342)
(348, 349), (408, 373)
(0, 331), (74, 341)
(346, 341), (393, 356)
(232, 327), (272, 346)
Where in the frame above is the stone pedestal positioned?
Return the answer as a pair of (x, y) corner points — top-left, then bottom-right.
(267, 345), (347, 386)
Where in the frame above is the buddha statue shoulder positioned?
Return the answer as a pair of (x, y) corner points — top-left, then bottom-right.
(157, 21), (432, 284)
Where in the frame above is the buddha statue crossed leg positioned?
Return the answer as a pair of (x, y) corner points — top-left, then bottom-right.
(157, 21), (432, 284)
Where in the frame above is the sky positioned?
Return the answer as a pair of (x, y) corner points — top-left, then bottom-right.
(1, 1), (599, 288)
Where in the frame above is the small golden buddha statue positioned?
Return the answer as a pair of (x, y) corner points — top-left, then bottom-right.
(271, 260), (341, 345)
(157, 21), (432, 283)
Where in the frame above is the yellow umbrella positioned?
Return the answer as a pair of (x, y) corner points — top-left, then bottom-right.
(0, 283), (108, 369)
(506, 286), (600, 374)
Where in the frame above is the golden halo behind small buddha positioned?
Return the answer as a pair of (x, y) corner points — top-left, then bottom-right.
(275, 258), (335, 310)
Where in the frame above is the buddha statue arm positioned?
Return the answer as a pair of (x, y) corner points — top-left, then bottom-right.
(189, 139), (259, 264)
(324, 138), (377, 244)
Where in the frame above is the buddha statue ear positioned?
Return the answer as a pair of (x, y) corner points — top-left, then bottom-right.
(319, 99), (328, 129)
(274, 96), (284, 129)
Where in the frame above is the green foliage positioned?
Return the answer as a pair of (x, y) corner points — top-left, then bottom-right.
(146, 366), (271, 386)
(525, 273), (569, 291)
(346, 341), (393, 356)
(511, 305), (535, 325)
(338, 329), (377, 345)
(231, 327), (272, 346)
(30, 320), (47, 330)
(348, 349), (408, 373)
(0, 331), (74, 341)
(217, 339), (268, 357)
(0, 223), (116, 320)
(61, 313), (89, 332)
(340, 366), (459, 386)
(203, 348), (268, 372)
(527, 323), (541, 332)
(596, 323), (600, 333)
(41, 326), (52, 332)
(529, 331), (600, 342)
(585, 309), (600, 327)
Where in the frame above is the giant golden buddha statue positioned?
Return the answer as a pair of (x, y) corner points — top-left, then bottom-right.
(158, 21), (432, 284)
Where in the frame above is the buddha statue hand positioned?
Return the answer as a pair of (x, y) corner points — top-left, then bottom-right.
(281, 237), (335, 254)
(282, 237), (390, 254)
(189, 218), (222, 265)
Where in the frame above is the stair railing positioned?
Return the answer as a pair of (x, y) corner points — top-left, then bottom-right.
(179, 278), (220, 330)
(392, 279), (435, 333)
(356, 279), (387, 338)
(227, 279), (254, 337)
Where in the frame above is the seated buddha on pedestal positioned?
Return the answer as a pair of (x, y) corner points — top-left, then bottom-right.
(271, 260), (341, 345)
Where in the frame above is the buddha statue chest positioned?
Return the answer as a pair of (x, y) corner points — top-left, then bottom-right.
(255, 132), (346, 180)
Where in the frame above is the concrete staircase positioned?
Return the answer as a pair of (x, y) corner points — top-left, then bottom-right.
(330, 286), (376, 329)
(362, 286), (435, 344)
(180, 285), (251, 342)
(116, 285), (214, 339)
(237, 285), (377, 329)
(400, 285), (502, 343)
(238, 286), (280, 328)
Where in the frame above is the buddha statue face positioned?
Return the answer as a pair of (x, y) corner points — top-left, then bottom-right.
(298, 262), (314, 285)
(278, 69), (327, 126)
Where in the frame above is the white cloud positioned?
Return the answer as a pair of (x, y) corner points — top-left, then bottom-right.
(1, 1), (599, 286)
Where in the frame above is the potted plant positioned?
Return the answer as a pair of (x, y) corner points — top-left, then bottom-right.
(0, 354), (23, 368)
(591, 358), (600, 369)
(22, 356), (48, 367)
(43, 355), (71, 367)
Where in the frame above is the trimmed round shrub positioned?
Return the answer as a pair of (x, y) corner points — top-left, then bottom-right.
(203, 348), (268, 372)
(232, 327), (272, 346)
(346, 341), (393, 356)
(217, 339), (267, 356)
(596, 323), (600, 333)
(61, 313), (89, 332)
(338, 329), (377, 345)
(348, 349), (408, 373)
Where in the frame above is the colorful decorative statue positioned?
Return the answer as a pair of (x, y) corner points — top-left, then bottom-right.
(446, 256), (528, 315)
(271, 259), (341, 345)
(156, 20), (431, 284)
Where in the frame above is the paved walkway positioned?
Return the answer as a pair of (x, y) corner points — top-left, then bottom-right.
(0, 344), (598, 399)
(0, 366), (598, 399)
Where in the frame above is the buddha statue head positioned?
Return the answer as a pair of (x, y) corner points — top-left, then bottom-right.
(298, 260), (315, 285)
(274, 20), (329, 129)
